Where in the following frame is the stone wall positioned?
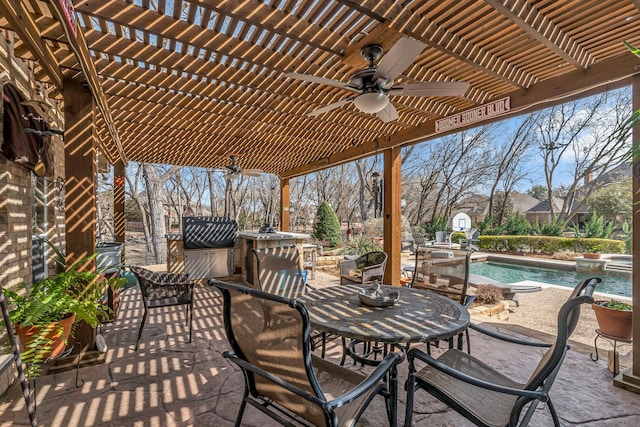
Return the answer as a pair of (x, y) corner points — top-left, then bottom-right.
(0, 32), (66, 394)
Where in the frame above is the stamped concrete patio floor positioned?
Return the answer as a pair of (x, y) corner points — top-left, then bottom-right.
(1, 278), (640, 426)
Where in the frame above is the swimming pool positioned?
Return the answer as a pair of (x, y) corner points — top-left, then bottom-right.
(469, 261), (631, 297)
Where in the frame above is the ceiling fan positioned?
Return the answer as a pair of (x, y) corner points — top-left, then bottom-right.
(222, 155), (262, 179)
(286, 37), (469, 122)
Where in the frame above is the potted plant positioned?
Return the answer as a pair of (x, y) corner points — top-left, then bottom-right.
(592, 300), (633, 340)
(2, 254), (124, 378)
(583, 244), (602, 260)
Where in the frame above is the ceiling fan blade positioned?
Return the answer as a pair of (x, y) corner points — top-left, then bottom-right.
(241, 169), (262, 177)
(308, 97), (355, 117)
(376, 103), (399, 123)
(373, 37), (426, 83)
(388, 81), (470, 97)
(286, 72), (358, 92)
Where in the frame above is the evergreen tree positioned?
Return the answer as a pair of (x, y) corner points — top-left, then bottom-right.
(314, 201), (341, 248)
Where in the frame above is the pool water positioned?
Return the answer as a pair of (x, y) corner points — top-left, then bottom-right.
(470, 261), (631, 297)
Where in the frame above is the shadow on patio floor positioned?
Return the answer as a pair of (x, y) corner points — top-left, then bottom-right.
(1, 279), (639, 426)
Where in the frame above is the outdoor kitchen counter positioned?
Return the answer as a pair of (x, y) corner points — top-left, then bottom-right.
(237, 231), (310, 285)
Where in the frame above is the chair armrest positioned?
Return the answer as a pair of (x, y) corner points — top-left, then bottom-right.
(223, 351), (326, 406)
(462, 295), (475, 309)
(407, 348), (545, 400)
(340, 259), (357, 276)
(469, 323), (551, 347)
(326, 352), (400, 408)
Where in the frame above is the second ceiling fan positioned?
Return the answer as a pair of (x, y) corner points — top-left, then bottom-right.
(287, 37), (469, 122)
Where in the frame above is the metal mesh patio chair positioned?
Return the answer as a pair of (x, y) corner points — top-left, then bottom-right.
(129, 266), (194, 350)
(252, 245), (340, 358)
(210, 280), (400, 427)
(252, 245), (313, 298)
(404, 277), (600, 427)
(410, 248), (475, 352)
(339, 251), (387, 285)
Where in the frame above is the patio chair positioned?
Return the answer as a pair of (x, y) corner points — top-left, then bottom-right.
(411, 232), (431, 253)
(210, 280), (400, 427)
(340, 251), (387, 285)
(252, 245), (314, 298)
(404, 277), (600, 427)
(252, 245), (339, 357)
(129, 266), (194, 350)
(410, 248), (475, 352)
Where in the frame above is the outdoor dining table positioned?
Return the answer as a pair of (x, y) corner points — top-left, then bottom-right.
(299, 284), (470, 366)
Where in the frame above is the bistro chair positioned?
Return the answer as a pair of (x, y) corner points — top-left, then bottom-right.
(252, 245), (313, 298)
(410, 248), (475, 352)
(404, 277), (600, 427)
(339, 251), (387, 285)
(252, 245), (340, 358)
(129, 266), (194, 350)
(210, 280), (400, 427)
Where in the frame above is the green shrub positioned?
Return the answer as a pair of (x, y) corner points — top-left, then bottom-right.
(574, 213), (614, 239)
(476, 235), (625, 254)
(423, 215), (449, 239)
(343, 235), (382, 256)
(598, 300), (632, 311)
(313, 201), (341, 248)
(503, 213), (531, 235)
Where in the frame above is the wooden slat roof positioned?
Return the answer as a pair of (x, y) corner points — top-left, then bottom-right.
(2, 0), (640, 177)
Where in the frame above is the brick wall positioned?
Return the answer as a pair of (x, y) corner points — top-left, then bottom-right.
(0, 31), (66, 394)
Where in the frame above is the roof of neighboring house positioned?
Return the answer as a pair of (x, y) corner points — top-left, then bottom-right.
(526, 197), (564, 214)
(509, 191), (540, 214)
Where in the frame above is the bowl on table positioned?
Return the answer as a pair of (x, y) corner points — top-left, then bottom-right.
(357, 287), (399, 307)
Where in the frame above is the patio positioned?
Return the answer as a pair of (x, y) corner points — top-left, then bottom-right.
(1, 273), (639, 426)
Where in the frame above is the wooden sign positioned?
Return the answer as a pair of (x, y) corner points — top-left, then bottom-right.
(435, 97), (510, 133)
(58, 0), (77, 38)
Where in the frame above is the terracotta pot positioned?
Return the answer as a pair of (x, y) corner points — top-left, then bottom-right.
(592, 302), (632, 340)
(15, 313), (76, 360)
(583, 253), (601, 259)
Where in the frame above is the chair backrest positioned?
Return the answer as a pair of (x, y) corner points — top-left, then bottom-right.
(252, 246), (306, 298)
(413, 233), (428, 246)
(435, 231), (448, 243)
(357, 251), (387, 269)
(212, 280), (330, 426)
(129, 266), (190, 301)
(523, 278), (599, 394)
(410, 248), (472, 305)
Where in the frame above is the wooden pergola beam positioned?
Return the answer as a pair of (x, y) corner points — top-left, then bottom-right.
(0, 0), (63, 87)
(48, 0), (126, 165)
(484, 0), (595, 70)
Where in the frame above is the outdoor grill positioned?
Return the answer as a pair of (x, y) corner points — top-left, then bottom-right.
(182, 216), (238, 278)
(182, 216), (237, 249)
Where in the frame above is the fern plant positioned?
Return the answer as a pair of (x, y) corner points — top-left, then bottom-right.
(2, 254), (124, 377)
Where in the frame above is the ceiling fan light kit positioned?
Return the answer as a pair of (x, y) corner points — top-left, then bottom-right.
(354, 91), (388, 113)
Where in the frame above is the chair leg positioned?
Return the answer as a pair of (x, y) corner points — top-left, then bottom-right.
(188, 302), (193, 343)
(404, 365), (416, 427)
(389, 364), (398, 427)
(135, 309), (148, 350)
(234, 395), (249, 427)
(339, 337), (347, 366)
(547, 399), (562, 427)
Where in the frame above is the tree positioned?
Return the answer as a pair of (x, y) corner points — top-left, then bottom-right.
(527, 185), (547, 201)
(587, 181), (632, 222)
(313, 201), (341, 248)
(486, 114), (537, 226)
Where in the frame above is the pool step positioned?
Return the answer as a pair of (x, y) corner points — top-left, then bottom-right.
(605, 263), (632, 273)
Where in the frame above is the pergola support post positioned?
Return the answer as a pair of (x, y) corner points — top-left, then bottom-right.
(280, 178), (290, 232)
(383, 147), (402, 286)
(114, 161), (126, 244)
(615, 74), (640, 392)
(63, 78), (97, 352)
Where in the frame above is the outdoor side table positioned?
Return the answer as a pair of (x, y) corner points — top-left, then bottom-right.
(299, 284), (470, 366)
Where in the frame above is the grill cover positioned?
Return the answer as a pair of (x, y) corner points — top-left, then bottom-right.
(183, 216), (238, 249)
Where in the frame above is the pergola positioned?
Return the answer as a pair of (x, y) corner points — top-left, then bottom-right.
(1, 0), (640, 390)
